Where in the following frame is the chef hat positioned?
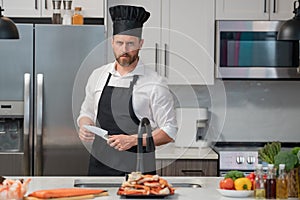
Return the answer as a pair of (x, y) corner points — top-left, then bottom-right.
(109, 5), (150, 38)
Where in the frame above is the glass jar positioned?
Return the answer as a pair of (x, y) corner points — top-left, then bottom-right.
(72, 7), (83, 25)
(62, 0), (72, 25)
(276, 164), (288, 199)
(52, 0), (62, 24)
(266, 164), (276, 199)
(254, 164), (266, 199)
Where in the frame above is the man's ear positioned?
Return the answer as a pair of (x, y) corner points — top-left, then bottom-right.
(111, 36), (114, 47)
(139, 39), (144, 49)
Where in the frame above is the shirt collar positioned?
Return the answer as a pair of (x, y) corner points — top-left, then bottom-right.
(108, 59), (145, 77)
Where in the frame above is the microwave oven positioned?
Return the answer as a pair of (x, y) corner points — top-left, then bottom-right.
(215, 21), (300, 79)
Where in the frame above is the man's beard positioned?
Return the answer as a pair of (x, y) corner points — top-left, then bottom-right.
(115, 53), (139, 67)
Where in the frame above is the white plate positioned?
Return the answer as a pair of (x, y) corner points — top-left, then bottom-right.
(217, 189), (253, 198)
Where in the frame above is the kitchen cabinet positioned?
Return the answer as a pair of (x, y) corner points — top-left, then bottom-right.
(106, 0), (214, 85)
(216, 0), (295, 20)
(156, 159), (218, 176)
(1, 0), (103, 17)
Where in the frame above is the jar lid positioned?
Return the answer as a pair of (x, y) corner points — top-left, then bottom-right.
(74, 7), (82, 11)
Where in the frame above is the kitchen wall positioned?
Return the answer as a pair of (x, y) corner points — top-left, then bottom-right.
(170, 80), (300, 143)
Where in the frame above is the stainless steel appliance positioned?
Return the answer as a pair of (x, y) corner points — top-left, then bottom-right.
(213, 142), (300, 176)
(215, 21), (300, 79)
(214, 143), (259, 176)
(0, 24), (105, 176)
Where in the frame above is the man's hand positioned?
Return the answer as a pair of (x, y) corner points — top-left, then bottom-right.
(78, 117), (95, 142)
(108, 134), (137, 151)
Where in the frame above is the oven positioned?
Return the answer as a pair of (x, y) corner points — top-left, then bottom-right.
(213, 142), (300, 177)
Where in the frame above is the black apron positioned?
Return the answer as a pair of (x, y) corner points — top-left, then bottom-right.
(88, 73), (156, 176)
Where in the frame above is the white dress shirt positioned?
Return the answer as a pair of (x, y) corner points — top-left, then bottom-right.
(77, 60), (178, 140)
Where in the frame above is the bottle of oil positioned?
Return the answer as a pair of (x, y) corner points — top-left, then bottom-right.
(276, 164), (288, 199)
(265, 164), (276, 199)
(72, 7), (83, 25)
(254, 164), (266, 199)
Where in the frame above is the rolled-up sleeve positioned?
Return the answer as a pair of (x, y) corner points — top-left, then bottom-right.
(150, 78), (178, 140)
(134, 74), (178, 140)
(77, 72), (97, 126)
(77, 65), (110, 126)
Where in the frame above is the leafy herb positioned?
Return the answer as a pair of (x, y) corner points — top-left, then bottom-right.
(274, 151), (298, 172)
(224, 170), (245, 181)
(291, 147), (300, 155)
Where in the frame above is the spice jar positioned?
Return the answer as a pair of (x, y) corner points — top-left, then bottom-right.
(62, 0), (72, 25)
(52, 0), (62, 24)
(72, 7), (83, 25)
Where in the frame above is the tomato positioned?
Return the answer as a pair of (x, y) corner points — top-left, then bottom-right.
(247, 172), (255, 180)
(219, 178), (234, 190)
(246, 172), (256, 190)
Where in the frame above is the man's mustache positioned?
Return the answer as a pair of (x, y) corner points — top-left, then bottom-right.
(118, 53), (130, 58)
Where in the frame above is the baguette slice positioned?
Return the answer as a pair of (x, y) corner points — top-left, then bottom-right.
(26, 188), (108, 199)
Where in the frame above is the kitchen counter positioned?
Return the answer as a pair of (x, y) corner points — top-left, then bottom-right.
(17, 176), (298, 200)
(155, 143), (218, 160)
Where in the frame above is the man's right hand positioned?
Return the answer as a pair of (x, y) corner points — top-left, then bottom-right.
(78, 117), (95, 142)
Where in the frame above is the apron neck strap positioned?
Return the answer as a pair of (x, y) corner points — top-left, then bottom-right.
(130, 75), (139, 89)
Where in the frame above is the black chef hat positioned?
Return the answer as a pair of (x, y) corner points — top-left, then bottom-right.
(109, 5), (150, 38)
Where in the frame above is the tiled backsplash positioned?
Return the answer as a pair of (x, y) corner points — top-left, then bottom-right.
(170, 80), (300, 142)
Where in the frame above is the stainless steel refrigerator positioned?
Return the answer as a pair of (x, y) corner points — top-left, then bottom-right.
(0, 24), (106, 176)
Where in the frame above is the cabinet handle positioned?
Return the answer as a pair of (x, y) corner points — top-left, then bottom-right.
(155, 43), (159, 72)
(164, 43), (168, 77)
(35, 0), (38, 9)
(264, 0), (267, 13)
(181, 169), (204, 176)
(45, 0), (48, 9)
(273, 0), (276, 13)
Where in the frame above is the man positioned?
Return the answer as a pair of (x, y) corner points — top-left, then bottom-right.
(77, 5), (177, 176)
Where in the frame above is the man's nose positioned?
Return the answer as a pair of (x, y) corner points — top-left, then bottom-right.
(121, 44), (129, 53)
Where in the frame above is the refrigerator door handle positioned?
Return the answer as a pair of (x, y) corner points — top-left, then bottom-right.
(23, 73), (31, 175)
(35, 73), (44, 175)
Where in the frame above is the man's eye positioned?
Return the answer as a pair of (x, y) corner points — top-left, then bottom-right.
(116, 41), (123, 45)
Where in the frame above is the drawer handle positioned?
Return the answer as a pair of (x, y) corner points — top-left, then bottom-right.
(181, 169), (204, 176)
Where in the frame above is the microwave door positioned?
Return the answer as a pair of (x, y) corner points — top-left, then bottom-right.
(216, 21), (300, 79)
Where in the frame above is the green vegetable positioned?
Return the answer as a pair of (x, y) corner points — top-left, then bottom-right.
(258, 142), (281, 164)
(224, 170), (245, 181)
(274, 150), (298, 172)
(291, 147), (300, 155)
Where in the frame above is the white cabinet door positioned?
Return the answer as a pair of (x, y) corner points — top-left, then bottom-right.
(165, 0), (214, 85)
(72, 0), (104, 17)
(270, 0), (295, 20)
(2, 0), (103, 17)
(216, 0), (295, 20)
(41, 0), (52, 17)
(2, 0), (41, 17)
(216, 0), (269, 20)
(106, 0), (161, 73)
(106, 0), (214, 85)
